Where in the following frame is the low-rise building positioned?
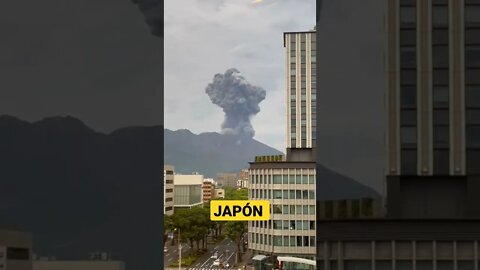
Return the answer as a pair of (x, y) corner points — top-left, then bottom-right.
(202, 179), (215, 203)
(164, 165), (175, 215)
(174, 174), (203, 209)
(216, 173), (238, 188)
(0, 228), (33, 270)
(213, 188), (225, 199)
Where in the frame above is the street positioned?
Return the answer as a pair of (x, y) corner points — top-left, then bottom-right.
(187, 238), (238, 270)
(163, 241), (192, 267)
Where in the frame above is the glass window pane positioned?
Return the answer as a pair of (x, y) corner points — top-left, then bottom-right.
(433, 69), (449, 85)
(434, 149), (449, 175)
(466, 69), (480, 84)
(467, 126), (480, 147)
(437, 261), (453, 270)
(401, 110), (417, 126)
(273, 175), (282, 184)
(433, 46), (449, 68)
(400, 7), (416, 24)
(401, 70), (417, 85)
(433, 110), (449, 125)
(466, 46), (480, 68)
(401, 126), (417, 145)
(433, 86), (449, 107)
(457, 261), (474, 270)
(401, 149), (417, 175)
(433, 6), (448, 27)
(401, 47), (416, 68)
(466, 6), (480, 24)
(401, 86), (416, 108)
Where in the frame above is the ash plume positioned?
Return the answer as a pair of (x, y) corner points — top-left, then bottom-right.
(131, 0), (163, 37)
(205, 68), (266, 138)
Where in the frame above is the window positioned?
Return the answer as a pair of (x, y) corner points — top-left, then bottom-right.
(401, 86), (416, 108)
(433, 6), (448, 27)
(466, 86), (480, 108)
(433, 86), (449, 107)
(466, 46), (480, 68)
(433, 46), (449, 68)
(466, 69), (480, 84)
(401, 149), (417, 175)
(434, 149), (449, 175)
(467, 126), (480, 147)
(273, 220), (282, 229)
(400, 6), (416, 25)
(400, 29), (416, 46)
(466, 29), (480, 44)
(273, 175), (282, 184)
(401, 110), (417, 126)
(401, 70), (416, 85)
(401, 126), (417, 145)
(467, 110), (480, 124)
(273, 190), (282, 199)
(273, 236), (282, 246)
(433, 110), (449, 125)
(273, 205), (282, 214)
(401, 46), (416, 68)
(282, 205), (289, 214)
(466, 6), (480, 24)
(7, 248), (29, 260)
(433, 69), (449, 85)
(432, 29), (448, 45)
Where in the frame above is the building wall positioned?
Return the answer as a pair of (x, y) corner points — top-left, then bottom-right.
(173, 174), (203, 208)
(202, 181), (213, 203)
(386, 0), (480, 219)
(33, 261), (125, 270)
(164, 165), (175, 216)
(248, 166), (316, 258)
(317, 240), (480, 270)
(284, 30), (316, 149)
(213, 189), (225, 199)
(0, 230), (33, 270)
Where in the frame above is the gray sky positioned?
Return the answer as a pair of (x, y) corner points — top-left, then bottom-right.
(164, 0), (315, 151)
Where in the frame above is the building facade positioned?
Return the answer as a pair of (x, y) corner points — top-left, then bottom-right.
(284, 30), (317, 149)
(202, 179), (214, 203)
(173, 174), (203, 209)
(213, 188), (225, 199)
(163, 165), (175, 216)
(0, 229), (33, 270)
(248, 161), (316, 262)
(386, 0), (480, 218)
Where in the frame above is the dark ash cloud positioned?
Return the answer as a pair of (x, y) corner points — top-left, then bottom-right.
(205, 68), (266, 138)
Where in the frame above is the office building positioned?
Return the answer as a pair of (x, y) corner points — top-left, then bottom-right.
(164, 165), (175, 215)
(173, 173), (203, 209)
(284, 29), (316, 150)
(0, 228), (33, 270)
(385, 0), (480, 218)
(248, 157), (316, 261)
(247, 27), (317, 270)
(316, 1), (480, 268)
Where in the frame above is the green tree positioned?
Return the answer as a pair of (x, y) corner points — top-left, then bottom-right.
(163, 214), (174, 246)
(225, 221), (247, 261)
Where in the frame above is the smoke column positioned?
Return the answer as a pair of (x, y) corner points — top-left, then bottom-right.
(131, 0), (163, 37)
(205, 68), (266, 138)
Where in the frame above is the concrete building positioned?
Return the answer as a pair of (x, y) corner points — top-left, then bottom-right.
(0, 229), (33, 270)
(202, 179), (214, 203)
(315, 1), (480, 269)
(385, 0), (480, 218)
(237, 169), (249, 188)
(164, 165), (175, 216)
(216, 173), (238, 188)
(213, 188), (225, 199)
(248, 158), (316, 261)
(284, 29), (316, 150)
(173, 173), (203, 209)
(33, 260), (125, 270)
(247, 28), (317, 270)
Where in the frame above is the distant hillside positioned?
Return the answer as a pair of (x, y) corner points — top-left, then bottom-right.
(164, 129), (282, 177)
(0, 115), (380, 270)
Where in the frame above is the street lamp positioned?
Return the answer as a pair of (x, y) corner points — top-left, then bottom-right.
(174, 228), (181, 270)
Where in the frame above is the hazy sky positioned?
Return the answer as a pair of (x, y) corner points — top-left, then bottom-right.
(164, 0), (315, 151)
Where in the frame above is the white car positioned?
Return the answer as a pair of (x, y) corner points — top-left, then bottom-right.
(213, 259), (221, 266)
(211, 251), (218, 259)
(163, 247), (168, 253)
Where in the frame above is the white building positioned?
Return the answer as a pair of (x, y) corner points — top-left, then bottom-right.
(174, 174), (203, 209)
(284, 29), (316, 149)
(248, 27), (317, 267)
(0, 228), (33, 270)
(163, 165), (175, 215)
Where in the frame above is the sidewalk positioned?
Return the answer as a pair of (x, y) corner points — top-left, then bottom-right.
(234, 250), (252, 270)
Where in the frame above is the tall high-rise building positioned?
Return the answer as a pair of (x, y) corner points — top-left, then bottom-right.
(386, 0), (480, 218)
(284, 30), (317, 150)
(163, 165), (175, 216)
(247, 28), (317, 269)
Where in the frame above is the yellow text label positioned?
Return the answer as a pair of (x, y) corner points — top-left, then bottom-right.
(210, 200), (270, 221)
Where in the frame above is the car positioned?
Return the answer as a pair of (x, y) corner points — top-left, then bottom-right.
(213, 259), (221, 266)
(211, 251), (218, 259)
(163, 247), (168, 253)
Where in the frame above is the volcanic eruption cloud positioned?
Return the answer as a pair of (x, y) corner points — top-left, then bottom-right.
(205, 69), (266, 138)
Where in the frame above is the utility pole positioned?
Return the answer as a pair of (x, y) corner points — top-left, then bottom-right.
(176, 228), (182, 270)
